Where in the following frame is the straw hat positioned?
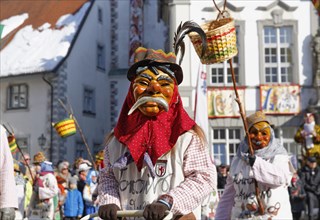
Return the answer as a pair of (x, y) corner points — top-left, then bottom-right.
(127, 47), (183, 84)
(33, 152), (46, 164)
(246, 111), (269, 130)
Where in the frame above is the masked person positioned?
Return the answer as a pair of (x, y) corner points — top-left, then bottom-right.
(98, 47), (217, 220)
(215, 111), (294, 220)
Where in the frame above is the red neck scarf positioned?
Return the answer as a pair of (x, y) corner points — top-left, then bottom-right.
(114, 84), (195, 171)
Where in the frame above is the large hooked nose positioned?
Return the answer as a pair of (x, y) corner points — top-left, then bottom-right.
(255, 132), (263, 141)
(146, 80), (161, 95)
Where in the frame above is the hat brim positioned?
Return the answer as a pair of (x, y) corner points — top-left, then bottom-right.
(127, 59), (183, 85)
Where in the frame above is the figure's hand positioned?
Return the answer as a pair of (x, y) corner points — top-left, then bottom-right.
(143, 202), (169, 220)
(0, 207), (15, 220)
(240, 152), (256, 167)
(98, 204), (120, 220)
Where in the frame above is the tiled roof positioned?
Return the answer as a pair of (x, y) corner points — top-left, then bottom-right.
(0, 0), (89, 46)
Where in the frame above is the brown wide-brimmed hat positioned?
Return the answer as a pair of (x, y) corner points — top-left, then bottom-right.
(127, 47), (183, 85)
(246, 111), (270, 130)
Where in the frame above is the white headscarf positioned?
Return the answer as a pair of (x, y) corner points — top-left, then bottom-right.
(237, 126), (288, 160)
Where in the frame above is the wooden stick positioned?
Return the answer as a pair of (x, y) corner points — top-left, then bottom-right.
(3, 124), (35, 183)
(58, 99), (97, 172)
(228, 59), (265, 215)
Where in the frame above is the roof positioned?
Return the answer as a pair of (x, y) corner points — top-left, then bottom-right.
(0, 0), (92, 77)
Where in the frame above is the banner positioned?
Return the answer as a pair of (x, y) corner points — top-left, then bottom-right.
(207, 87), (245, 118)
(194, 64), (209, 139)
(129, 0), (143, 65)
(260, 84), (300, 114)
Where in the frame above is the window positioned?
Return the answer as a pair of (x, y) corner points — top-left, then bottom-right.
(98, 7), (103, 23)
(264, 26), (293, 83)
(75, 141), (87, 158)
(208, 23), (244, 86)
(7, 84), (28, 109)
(83, 87), (95, 115)
(97, 44), (106, 70)
(258, 15), (298, 84)
(13, 137), (28, 160)
(212, 128), (242, 165)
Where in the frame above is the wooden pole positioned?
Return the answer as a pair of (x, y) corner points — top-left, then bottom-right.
(3, 124), (35, 183)
(58, 99), (97, 172)
(228, 59), (265, 215)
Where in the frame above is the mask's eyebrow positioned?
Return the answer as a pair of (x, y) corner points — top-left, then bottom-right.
(157, 75), (174, 83)
(137, 73), (152, 81)
(136, 66), (148, 74)
(250, 124), (270, 133)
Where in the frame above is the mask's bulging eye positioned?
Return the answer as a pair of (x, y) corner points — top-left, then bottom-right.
(139, 81), (149, 86)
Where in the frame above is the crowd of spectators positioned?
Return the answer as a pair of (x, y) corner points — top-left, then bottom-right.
(12, 151), (103, 220)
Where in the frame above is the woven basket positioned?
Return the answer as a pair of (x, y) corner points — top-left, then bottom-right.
(8, 135), (18, 154)
(189, 17), (238, 64)
(53, 117), (76, 138)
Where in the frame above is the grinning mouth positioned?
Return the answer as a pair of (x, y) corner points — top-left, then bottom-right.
(128, 96), (169, 115)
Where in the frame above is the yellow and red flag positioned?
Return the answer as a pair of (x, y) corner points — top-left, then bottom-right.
(312, 0), (320, 15)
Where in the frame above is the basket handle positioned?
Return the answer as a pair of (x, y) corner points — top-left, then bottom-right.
(213, 0), (230, 20)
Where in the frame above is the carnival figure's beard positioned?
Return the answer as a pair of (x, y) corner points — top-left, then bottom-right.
(128, 96), (169, 115)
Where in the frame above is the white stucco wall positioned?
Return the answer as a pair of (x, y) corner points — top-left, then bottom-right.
(58, 1), (111, 160)
(0, 74), (51, 158)
(169, 0), (316, 113)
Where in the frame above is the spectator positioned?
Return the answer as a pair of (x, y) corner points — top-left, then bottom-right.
(77, 163), (91, 216)
(217, 164), (228, 190)
(57, 161), (71, 189)
(288, 172), (306, 220)
(95, 150), (104, 171)
(299, 156), (320, 220)
(13, 161), (26, 219)
(294, 113), (320, 164)
(0, 124), (18, 220)
(63, 177), (83, 220)
(83, 171), (99, 219)
(72, 158), (92, 178)
(27, 155), (59, 220)
(19, 153), (34, 214)
(18, 152), (31, 176)
(56, 175), (67, 219)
